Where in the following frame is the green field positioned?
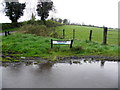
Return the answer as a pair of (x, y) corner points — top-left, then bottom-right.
(54, 25), (119, 45)
(1, 24), (119, 62)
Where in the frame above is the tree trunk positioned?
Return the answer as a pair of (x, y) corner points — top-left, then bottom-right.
(41, 17), (46, 25)
(11, 19), (17, 23)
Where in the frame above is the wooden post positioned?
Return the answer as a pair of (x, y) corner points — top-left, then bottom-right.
(89, 30), (92, 41)
(70, 40), (73, 48)
(5, 31), (7, 36)
(51, 39), (53, 48)
(103, 27), (108, 45)
(73, 29), (75, 40)
(63, 29), (65, 39)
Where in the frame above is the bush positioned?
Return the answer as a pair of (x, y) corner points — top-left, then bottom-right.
(45, 20), (63, 27)
(2, 23), (22, 30)
(2, 19), (63, 30)
(49, 31), (61, 38)
(19, 24), (51, 36)
(21, 20), (63, 27)
(22, 20), (44, 25)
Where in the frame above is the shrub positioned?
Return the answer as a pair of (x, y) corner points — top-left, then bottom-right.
(21, 20), (63, 27)
(19, 24), (62, 38)
(49, 31), (61, 38)
(2, 23), (22, 30)
(2, 19), (63, 30)
(45, 20), (63, 27)
(19, 25), (51, 36)
(22, 20), (44, 25)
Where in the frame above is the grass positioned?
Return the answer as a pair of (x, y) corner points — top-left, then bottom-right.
(2, 24), (118, 45)
(2, 33), (119, 61)
(2, 33), (51, 57)
(54, 25), (119, 45)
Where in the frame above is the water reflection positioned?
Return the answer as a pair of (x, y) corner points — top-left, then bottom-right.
(100, 61), (105, 67)
(25, 61), (33, 66)
(37, 62), (53, 71)
(1, 59), (116, 68)
(83, 59), (87, 63)
(2, 59), (118, 88)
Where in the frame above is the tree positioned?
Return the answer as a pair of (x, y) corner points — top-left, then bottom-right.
(58, 18), (62, 23)
(36, 1), (53, 21)
(63, 19), (68, 25)
(5, 2), (26, 23)
(50, 17), (54, 21)
(53, 18), (57, 22)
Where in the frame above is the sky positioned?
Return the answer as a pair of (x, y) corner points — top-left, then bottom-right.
(0, 0), (119, 28)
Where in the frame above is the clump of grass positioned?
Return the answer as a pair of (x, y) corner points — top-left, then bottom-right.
(70, 46), (84, 54)
(74, 40), (118, 56)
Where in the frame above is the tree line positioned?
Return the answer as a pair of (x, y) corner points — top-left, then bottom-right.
(4, 0), (69, 25)
(50, 18), (70, 25)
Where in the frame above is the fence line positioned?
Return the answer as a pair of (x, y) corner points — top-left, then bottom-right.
(108, 34), (118, 35)
(108, 38), (120, 39)
(107, 29), (119, 32)
(107, 28), (119, 45)
(58, 27), (119, 45)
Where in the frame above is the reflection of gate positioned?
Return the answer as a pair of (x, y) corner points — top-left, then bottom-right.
(107, 29), (119, 45)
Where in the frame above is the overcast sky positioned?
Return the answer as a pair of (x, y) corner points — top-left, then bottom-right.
(0, 0), (119, 28)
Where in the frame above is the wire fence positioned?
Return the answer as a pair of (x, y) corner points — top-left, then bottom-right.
(107, 29), (119, 45)
(55, 27), (119, 45)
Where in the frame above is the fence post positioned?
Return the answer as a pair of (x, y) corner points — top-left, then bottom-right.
(73, 29), (75, 40)
(103, 27), (108, 45)
(89, 30), (92, 41)
(70, 40), (73, 48)
(51, 39), (53, 48)
(63, 29), (65, 39)
(5, 31), (7, 36)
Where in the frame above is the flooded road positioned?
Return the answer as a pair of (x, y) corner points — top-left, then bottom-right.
(2, 59), (118, 88)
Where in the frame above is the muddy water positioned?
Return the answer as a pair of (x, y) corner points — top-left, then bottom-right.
(2, 60), (118, 88)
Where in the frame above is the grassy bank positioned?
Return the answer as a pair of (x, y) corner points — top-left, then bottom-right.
(2, 33), (119, 62)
